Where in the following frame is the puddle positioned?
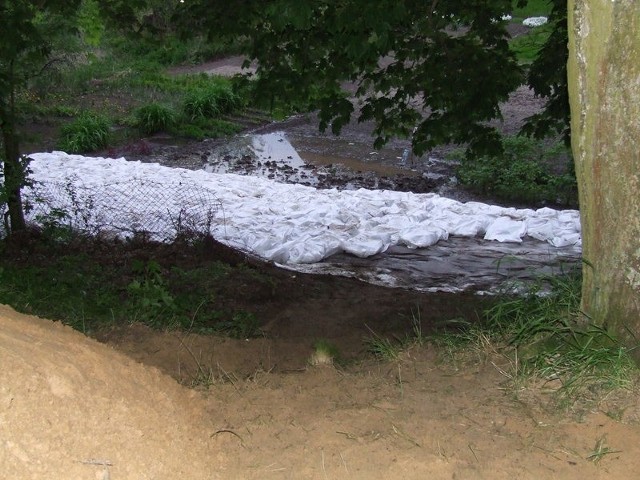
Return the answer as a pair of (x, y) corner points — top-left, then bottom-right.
(288, 135), (419, 176)
(203, 132), (320, 185)
(204, 131), (440, 192)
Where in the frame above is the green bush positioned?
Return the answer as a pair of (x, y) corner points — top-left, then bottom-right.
(454, 135), (577, 206)
(182, 83), (241, 120)
(134, 103), (176, 135)
(58, 112), (111, 153)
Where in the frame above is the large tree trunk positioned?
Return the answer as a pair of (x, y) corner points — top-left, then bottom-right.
(0, 119), (27, 233)
(0, 57), (27, 234)
(567, 0), (640, 356)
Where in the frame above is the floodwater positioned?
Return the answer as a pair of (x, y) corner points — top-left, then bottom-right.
(203, 132), (581, 294)
(304, 239), (581, 294)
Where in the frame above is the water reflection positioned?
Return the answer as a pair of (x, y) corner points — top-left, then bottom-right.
(288, 237), (581, 294)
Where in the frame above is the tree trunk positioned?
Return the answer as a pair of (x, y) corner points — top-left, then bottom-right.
(0, 57), (27, 234)
(567, 0), (640, 356)
(0, 111), (27, 233)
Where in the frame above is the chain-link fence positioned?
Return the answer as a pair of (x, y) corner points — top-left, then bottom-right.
(19, 176), (222, 242)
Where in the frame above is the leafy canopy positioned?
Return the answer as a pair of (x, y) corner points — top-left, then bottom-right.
(180, 0), (569, 155)
(218, 0), (525, 156)
(521, 0), (569, 143)
(0, 0), (81, 94)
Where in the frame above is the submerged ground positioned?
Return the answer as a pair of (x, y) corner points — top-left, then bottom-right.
(3, 57), (640, 478)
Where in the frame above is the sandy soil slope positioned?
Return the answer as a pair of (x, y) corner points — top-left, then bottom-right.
(2, 303), (640, 479)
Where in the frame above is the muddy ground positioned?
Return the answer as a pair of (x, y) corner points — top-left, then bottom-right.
(3, 53), (640, 480)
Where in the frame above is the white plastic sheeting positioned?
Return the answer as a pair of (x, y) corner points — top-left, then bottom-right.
(26, 152), (581, 264)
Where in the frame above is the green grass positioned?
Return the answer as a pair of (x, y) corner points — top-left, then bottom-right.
(170, 117), (244, 140)
(364, 309), (432, 362)
(507, 1), (554, 65)
(183, 83), (242, 120)
(213, 311), (262, 339)
(429, 273), (637, 409)
(0, 233), (264, 337)
(364, 325), (405, 361)
(47, 73), (247, 144)
(309, 339), (341, 366)
(0, 254), (121, 333)
(57, 112), (111, 153)
(134, 103), (176, 135)
(487, 274), (635, 400)
(453, 134), (577, 207)
(19, 35), (250, 149)
(509, 23), (553, 64)
(365, 335), (402, 361)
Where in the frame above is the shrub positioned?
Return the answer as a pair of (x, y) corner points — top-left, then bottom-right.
(182, 83), (241, 120)
(134, 103), (176, 135)
(454, 135), (577, 206)
(58, 112), (110, 153)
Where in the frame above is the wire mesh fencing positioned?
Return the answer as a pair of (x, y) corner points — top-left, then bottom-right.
(20, 176), (223, 242)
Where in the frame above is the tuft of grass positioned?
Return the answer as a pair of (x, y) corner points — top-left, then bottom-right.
(429, 318), (498, 369)
(134, 103), (176, 135)
(309, 339), (341, 366)
(364, 326), (403, 361)
(586, 435), (621, 464)
(487, 273), (636, 406)
(409, 306), (427, 346)
(427, 272), (637, 409)
(58, 112), (111, 153)
(182, 83), (241, 120)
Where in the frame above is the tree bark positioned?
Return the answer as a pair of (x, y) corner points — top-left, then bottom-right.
(1, 128), (27, 233)
(567, 0), (640, 355)
(0, 57), (27, 234)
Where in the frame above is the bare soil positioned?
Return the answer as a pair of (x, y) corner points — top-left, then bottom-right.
(4, 53), (640, 479)
(3, 302), (640, 480)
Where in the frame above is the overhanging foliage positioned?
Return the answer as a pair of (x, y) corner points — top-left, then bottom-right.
(239, 0), (524, 157)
